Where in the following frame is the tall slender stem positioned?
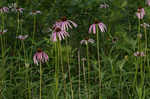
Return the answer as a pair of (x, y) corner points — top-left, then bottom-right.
(59, 41), (67, 99)
(17, 12), (20, 35)
(66, 39), (74, 99)
(96, 25), (101, 99)
(78, 50), (81, 99)
(144, 27), (147, 70)
(32, 16), (36, 42)
(86, 43), (90, 99)
(40, 62), (42, 99)
(82, 60), (88, 98)
(55, 42), (59, 99)
(1, 13), (5, 64)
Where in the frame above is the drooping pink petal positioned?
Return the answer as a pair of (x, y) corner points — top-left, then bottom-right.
(89, 25), (93, 33)
(68, 20), (77, 28)
(92, 24), (96, 34)
(88, 39), (95, 44)
(147, 0), (150, 6)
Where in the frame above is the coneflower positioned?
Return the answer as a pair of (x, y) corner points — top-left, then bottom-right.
(80, 37), (94, 99)
(51, 27), (69, 42)
(89, 20), (107, 99)
(89, 20), (107, 34)
(134, 51), (145, 57)
(33, 48), (48, 99)
(141, 23), (150, 28)
(16, 7), (24, 13)
(16, 35), (28, 40)
(136, 7), (145, 19)
(54, 16), (77, 31)
(9, 3), (24, 13)
(0, 7), (9, 13)
(80, 38), (94, 45)
(33, 48), (49, 65)
(99, 3), (109, 8)
(0, 29), (7, 35)
(29, 10), (41, 15)
(147, 0), (150, 6)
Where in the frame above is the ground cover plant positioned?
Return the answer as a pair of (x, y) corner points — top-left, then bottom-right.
(1, 0), (150, 99)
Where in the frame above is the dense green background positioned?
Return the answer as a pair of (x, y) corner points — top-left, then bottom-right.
(1, 0), (150, 99)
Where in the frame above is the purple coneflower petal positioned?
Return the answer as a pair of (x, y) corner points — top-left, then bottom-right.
(93, 24), (96, 34)
(68, 20), (77, 28)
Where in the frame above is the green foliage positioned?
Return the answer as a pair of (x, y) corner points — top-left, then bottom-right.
(0, 0), (150, 99)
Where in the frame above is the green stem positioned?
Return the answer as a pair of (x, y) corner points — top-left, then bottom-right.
(82, 60), (88, 99)
(59, 41), (67, 99)
(78, 50), (81, 99)
(86, 43), (90, 99)
(55, 42), (58, 99)
(33, 16), (36, 42)
(66, 39), (74, 99)
(40, 62), (42, 99)
(17, 12), (20, 35)
(144, 27), (147, 69)
(133, 57), (138, 87)
(96, 25), (101, 99)
(1, 13), (5, 64)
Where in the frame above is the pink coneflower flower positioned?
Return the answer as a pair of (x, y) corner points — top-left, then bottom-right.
(33, 48), (49, 65)
(81, 58), (86, 61)
(80, 38), (95, 45)
(52, 20), (62, 29)
(147, 0), (150, 6)
(141, 23), (150, 28)
(60, 16), (77, 30)
(51, 27), (69, 42)
(89, 20), (107, 34)
(16, 7), (24, 13)
(16, 35), (28, 40)
(136, 7), (145, 19)
(134, 51), (145, 57)
(53, 16), (77, 31)
(8, 3), (23, 13)
(0, 29), (7, 35)
(0, 7), (9, 13)
(8, 3), (17, 9)
(99, 3), (109, 8)
(30, 10), (41, 15)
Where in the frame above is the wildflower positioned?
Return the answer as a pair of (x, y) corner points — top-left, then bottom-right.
(16, 7), (24, 13)
(0, 7), (9, 13)
(16, 35), (28, 40)
(147, 0), (150, 6)
(134, 51), (145, 57)
(51, 27), (69, 42)
(81, 58), (86, 61)
(8, 3), (17, 9)
(33, 48), (49, 65)
(52, 20), (62, 29)
(89, 20), (107, 34)
(137, 33), (142, 39)
(60, 16), (77, 30)
(99, 3), (109, 8)
(8, 3), (23, 13)
(53, 16), (77, 31)
(136, 7), (145, 19)
(141, 23), (150, 28)
(0, 29), (7, 35)
(29, 10), (41, 15)
(80, 38), (94, 45)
